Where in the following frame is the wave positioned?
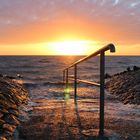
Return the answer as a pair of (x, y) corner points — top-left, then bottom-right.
(23, 81), (66, 88)
(23, 80), (97, 89)
(39, 59), (50, 63)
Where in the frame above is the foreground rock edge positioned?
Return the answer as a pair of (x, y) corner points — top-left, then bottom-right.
(0, 76), (28, 140)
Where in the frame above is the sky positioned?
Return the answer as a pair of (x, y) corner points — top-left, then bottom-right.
(0, 0), (140, 55)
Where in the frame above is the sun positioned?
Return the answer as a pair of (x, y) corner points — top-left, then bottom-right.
(48, 40), (92, 55)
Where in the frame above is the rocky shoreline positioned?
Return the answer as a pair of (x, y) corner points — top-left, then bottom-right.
(0, 76), (28, 140)
(106, 67), (140, 105)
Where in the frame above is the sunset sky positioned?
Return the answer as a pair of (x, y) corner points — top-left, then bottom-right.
(0, 0), (140, 55)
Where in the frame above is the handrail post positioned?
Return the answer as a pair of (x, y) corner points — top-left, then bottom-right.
(99, 51), (105, 136)
(66, 69), (69, 89)
(74, 65), (77, 100)
(63, 70), (65, 84)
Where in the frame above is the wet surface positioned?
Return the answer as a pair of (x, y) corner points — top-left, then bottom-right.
(17, 86), (140, 140)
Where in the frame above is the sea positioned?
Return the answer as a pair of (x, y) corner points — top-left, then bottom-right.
(0, 56), (140, 101)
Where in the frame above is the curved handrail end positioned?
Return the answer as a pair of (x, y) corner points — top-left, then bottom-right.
(108, 43), (115, 53)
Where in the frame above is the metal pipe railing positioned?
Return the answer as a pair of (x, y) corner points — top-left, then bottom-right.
(68, 78), (100, 87)
(63, 43), (115, 70)
(63, 43), (115, 136)
(99, 51), (105, 136)
(74, 65), (77, 99)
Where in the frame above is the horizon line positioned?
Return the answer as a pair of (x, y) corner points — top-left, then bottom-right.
(0, 55), (140, 57)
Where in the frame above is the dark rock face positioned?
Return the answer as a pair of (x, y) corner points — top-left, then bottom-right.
(0, 77), (28, 140)
(106, 69), (140, 105)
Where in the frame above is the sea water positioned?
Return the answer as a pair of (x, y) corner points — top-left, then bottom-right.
(0, 56), (140, 100)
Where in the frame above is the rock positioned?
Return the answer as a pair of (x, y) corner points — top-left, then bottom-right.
(5, 76), (16, 80)
(0, 119), (5, 125)
(0, 108), (9, 114)
(0, 93), (17, 107)
(0, 99), (17, 110)
(2, 130), (13, 137)
(124, 135), (133, 140)
(0, 112), (3, 118)
(106, 69), (140, 105)
(17, 74), (23, 78)
(0, 137), (7, 140)
(133, 66), (140, 71)
(105, 73), (112, 79)
(8, 109), (19, 117)
(3, 124), (16, 133)
(0, 76), (28, 139)
(0, 93), (13, 104)
(4, 114), (20, 125)
(123, 100), (130, 105)
(0, 94), (7, 101)
(127, 95), (134, 100)
(127, 67), (131, 72)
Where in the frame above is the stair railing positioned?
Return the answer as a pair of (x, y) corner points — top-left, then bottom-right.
(63, 43), (115, 136)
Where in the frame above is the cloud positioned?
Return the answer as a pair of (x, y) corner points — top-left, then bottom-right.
(113, 0), (119, 6)
(130, 1), (140, 8)
(0, 0), (140, 44)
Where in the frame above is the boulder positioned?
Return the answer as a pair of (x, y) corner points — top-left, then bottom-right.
(0, 137), (7, 140)
(0, 76), (28, 139)
(106, 69), (140, 105)
(4, 114), (20, 126)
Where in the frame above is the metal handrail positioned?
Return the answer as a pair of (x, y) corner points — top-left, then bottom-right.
(63, 43), (115, 70)
(68, 77), (101, 87)
(62, 43), (115, 136)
